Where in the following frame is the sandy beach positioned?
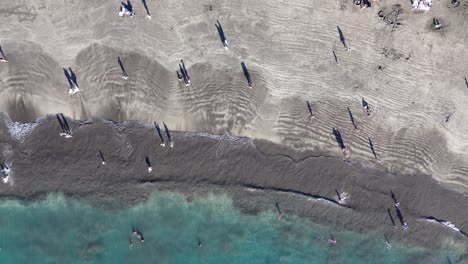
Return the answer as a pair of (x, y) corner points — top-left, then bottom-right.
(0, 0), (467, 257)
(0, 0), (467, 189)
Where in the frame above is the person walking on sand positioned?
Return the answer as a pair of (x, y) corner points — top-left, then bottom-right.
(163, 122), (174, 148)
(215, 20), (229, 50)
(118, 56), (129, 80)
(362, 98), (371, 116)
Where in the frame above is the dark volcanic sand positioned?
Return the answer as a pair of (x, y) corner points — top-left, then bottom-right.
(0, 114), (467, 253)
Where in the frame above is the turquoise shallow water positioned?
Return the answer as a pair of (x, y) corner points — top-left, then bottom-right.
(0, 192), (462, 264)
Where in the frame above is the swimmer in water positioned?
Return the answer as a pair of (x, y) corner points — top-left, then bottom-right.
(328, 234), (337, 245)
(384, 234), (392, 249)
(132, 230), (144, 243)
(197, 238), (203, 248)
(129, 236), (133, 248)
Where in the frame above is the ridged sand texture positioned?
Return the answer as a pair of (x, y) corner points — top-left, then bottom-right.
(0, 0), (467, 190)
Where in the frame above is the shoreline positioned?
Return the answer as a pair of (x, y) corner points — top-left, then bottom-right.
(0, 114), (467, 253)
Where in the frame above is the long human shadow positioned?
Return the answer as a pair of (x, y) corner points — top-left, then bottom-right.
(141, 0), (150, 16)
(332, 50), (338, 64)
(118, 56), (128, 78)
(306, 101), (314, 117)
(179, 59), (190, 84)
(391, 190), (398, 205)
(465, 77), (468, 88)
(347, 108), (357, 129)
(368, 137), (377, 159)
(241, 62), (252, 88)
(387, 208), (396, 228)
(154, 122), (165, 147)
(178, 64), (188, 84)
(61, 113), (71, 134)
(0, 45), (7, 60)
(163, 122), (172, 142)
(332, 128), (345, 149)
(336, 25), (349, 49)
(215, 20), (226, 45)
(145, 157), (152, 168)
(56, 113), (71, 134)
(395, 206), (407, 228)
(56, 114), (65, 132)
(98, 150), (106, 164)
(63, 68), (73, 88)
(275, 202), (283, 216)
(68, 67), (79, 88)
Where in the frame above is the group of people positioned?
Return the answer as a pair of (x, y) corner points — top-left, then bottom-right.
(56, 113), (73, 138)
(129, 228), (144, 248)
(177, 59), (191, 86)
(154, 122), (174, 149)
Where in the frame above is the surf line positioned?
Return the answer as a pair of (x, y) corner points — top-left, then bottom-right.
(423, 216), (468, 238)
(243, 184), (352, 209)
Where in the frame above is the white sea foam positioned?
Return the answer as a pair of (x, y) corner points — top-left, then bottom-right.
(425, 218), (461, 233)
(442, 221), (460, 232)
(6, 121), (38, 142)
